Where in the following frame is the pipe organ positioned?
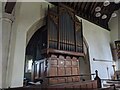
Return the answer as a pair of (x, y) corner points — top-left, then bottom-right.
(30, 4), (85, 88)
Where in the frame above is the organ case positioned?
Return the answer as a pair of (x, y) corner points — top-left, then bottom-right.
(32, 4), (84, 87)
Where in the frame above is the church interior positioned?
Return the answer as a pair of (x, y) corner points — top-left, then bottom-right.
(0, 0), (120, 90)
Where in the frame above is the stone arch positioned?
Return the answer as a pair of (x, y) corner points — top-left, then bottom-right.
(9, 2), (51, 88)
(23, 16), (47, 82)
(26, 17), (46, 46)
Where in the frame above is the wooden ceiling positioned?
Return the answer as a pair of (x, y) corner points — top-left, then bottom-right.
(5, 1), (120, 30)
(51, 2), (120, 30)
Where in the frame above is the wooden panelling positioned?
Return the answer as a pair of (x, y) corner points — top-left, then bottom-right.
(41, 48), (85, 57)
(72, 67), (78, 75)
(65, 67), (71, 75)
(49, 78), (58, 84)
(72, 76), (80, 82)
(47, 54), (80, 84)
(58, 78), (66, 83)
(67, 77), (72, 82)
(65, 60), (71, 66)
(51, 60), (57, 65)
(58, 67), (65, 76)
(49, 67), (57, 76)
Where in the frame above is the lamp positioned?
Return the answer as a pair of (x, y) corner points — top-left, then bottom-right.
(96, 12), (101, 17)
(103, 0), (110, 6)
(95, 7), (101, 12)
(102, 14), (107, 19)
(111, 12), (117, 18)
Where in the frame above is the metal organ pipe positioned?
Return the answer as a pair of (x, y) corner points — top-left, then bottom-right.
(47, 6), (83, 53)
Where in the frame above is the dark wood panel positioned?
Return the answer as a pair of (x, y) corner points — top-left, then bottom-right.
(41, 48), (85, 57)
(46, 54), (80, 84)
(49, 78), (58, 84)
(5, 1), (16, 14)
(49, 67), (57, 76)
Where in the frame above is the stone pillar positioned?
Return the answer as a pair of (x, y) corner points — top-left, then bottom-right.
(2, 13), (14, 88)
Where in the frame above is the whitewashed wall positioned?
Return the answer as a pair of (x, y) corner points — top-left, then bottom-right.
(1, 2), (53, 88)
(77, 16), (113, 79)
(10, 2), (52, 88)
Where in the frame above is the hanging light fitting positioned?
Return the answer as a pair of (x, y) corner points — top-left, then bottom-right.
(96, 12), (101, 17)
(95, 6), (101, 12)
(103, 0), (110, 6)
(102, 14), (107, 19)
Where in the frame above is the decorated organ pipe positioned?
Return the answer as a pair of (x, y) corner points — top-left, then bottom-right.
(46, 4), (83, 54)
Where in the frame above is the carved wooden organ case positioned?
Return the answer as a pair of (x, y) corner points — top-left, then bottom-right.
(32, 4), (84, 87)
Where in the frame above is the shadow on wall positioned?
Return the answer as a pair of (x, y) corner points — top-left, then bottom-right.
(79, 37), (91, 80)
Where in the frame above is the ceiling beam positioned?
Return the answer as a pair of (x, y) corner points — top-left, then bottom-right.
(5, 1), (16, 14)
(50, 2), (120, 30)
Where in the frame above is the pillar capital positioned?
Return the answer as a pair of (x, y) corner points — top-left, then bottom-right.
(2, 13), (15, 23)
